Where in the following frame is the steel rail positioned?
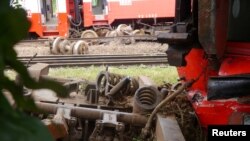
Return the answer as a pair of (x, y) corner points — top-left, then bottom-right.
(18, 54), (168, 67)
(19, 35), (157, 43)
(18, 54), (166, 60)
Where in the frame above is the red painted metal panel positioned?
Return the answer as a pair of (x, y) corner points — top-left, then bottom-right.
(57, 13), (69, 37)
(177, 48), (217, 91)
(179, 48), (250, 128)
(83, 3), (94, 27)
(28, 13), (43, 37)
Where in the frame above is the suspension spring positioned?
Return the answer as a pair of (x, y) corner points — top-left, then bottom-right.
(133, 86), (161, 114)
(96, 71), (139, 96)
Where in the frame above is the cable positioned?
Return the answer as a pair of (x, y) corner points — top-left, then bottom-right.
(141, 66), (207, 139)
(68, 15), (82, 27)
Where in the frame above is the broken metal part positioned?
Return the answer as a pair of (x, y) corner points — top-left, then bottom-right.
(155, 114), (185, 141)
(43, 105), (72, 139)
(27, 63), (49, 82)
(89, 113), (125, 141)
(35, 102), (147, 126)
(43, 117), (68, 140)
(207, 75), (250, 100)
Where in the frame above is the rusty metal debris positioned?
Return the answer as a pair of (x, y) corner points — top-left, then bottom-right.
(96, 70), (139, 97)
(16, 63), (200, 141)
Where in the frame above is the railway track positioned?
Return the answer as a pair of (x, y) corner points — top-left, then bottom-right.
(20, 35), (158, 43)
(18, 54), (168, 67)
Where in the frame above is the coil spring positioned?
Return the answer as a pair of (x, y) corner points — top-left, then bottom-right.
(137, 89), (157, 106)
(96, 71), (139, 96)
(133, 86), (161, 114)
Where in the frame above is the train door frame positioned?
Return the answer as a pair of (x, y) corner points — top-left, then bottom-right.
(92, 0), (108, 15)
(42, 0), (58, 26)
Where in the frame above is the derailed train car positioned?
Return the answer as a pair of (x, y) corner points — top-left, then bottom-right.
(161, 0), (250, 131)
(12, 0), (250, 140)
(10, 0), (175, 38)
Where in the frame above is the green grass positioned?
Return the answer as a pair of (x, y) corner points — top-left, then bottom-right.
(48, 65), (178, 85)
(4, 65), (179, 85)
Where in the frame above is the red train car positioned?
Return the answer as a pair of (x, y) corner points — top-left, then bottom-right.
(82, 0), (175, 27)
(11, 0), (175, 38)
(164, 0), (250, 129)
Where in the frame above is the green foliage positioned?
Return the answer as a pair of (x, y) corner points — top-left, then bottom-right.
(0, 0), (67, 140)
(48, 65), (178, 85)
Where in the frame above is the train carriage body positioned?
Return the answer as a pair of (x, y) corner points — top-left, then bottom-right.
(11, 0), (175, 38)
(82, 0), (175, 27)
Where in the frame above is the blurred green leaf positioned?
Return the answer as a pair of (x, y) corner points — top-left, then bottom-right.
(0, 0), (68, 140)
(0, 93), (53, 141)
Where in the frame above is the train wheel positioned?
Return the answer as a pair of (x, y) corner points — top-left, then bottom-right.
(132, 29), (145, 36)
(116, 24), (128, 36)
(105, 30), (118, 37)
(52, 37), (64, 54)
(81, 30), (98, 38)
(95, 28), (110, 37)
(59, 39), (70, 54)
(64, 42), (75, 55)
(116, 24), (133, 36)
(73, 40), (89, 55)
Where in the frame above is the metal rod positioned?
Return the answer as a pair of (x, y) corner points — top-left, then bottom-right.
(35, 102), (148, 126)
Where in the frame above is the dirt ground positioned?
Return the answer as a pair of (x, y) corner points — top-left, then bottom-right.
(14, 41), (168, 56)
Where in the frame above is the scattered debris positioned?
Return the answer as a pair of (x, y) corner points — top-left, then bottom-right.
(9, 63), (201, 141)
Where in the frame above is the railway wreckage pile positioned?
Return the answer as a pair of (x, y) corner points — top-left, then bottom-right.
(18, 63), (201, 141)
(48, 26), (151, 56)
